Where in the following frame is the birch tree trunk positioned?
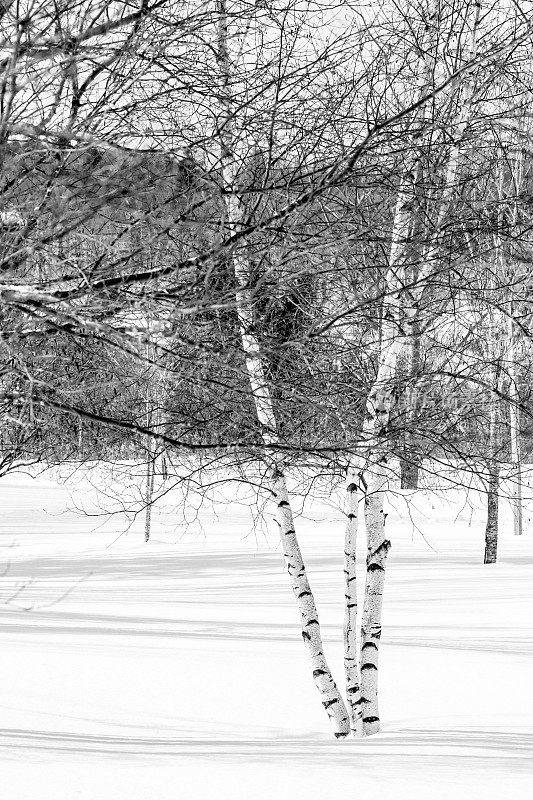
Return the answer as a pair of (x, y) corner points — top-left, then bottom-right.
(484, 153), (505, 562)
(357, 340), (401, 735)
(401, 2), (482, 487)
(507, 130), (524, 536)
(343, 1), (442, 733)
(400, 323), (421, 489)
(344, 1), (482, 735)
(343, 465), (364, 735)
(360, 459), (391, 733)
(216, 0), (349, 738)
(343, 272), (402, 736)
(507, 325), (523, 537)
(343, 47), (427, 730)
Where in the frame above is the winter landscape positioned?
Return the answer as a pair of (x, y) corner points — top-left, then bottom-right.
(1, 468), (532, 799)
(1, 1), (533, 798)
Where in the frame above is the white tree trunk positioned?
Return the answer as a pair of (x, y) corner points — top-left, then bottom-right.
(217, 0), (349, 738)
(507, 127), (524, 537)
(400, 326), (421, 489)
(356, 339), (401, 735)
(344, 466), (363, 735)
(344, 141), (414, 735)
(273, 469), (350, 736)
(399, 3), (482, 489)
(343, 58), (424, 730)
(231, 224), (350, 738)
(360, 461), (390, 734)
(344, 3), (482, 733)
(508, 344), (523, 537)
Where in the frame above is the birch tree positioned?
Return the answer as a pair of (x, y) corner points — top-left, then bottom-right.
(213, 0), (354, 737)
(505, 125), (528, 537)
(343, 0), (493, 735)
(343, 0), (443, 736)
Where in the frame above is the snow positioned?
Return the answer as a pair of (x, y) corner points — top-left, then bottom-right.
(0, 469), (532, 799)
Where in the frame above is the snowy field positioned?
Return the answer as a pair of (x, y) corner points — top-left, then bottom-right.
(0, 468), (532, 799)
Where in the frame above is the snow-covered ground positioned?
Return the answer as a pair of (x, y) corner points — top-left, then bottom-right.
(0, 468), (532, 799)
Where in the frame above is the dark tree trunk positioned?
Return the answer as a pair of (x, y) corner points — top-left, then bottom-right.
(484, 462), (500, 564)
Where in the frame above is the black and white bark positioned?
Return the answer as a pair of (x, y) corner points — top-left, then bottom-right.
(507, 317), (523, 537)
(343, 465), (364, 735)
(216, 0), (349, 738)
(360, 460), (390, 733)
(356, 339), (400, 736)
(343, 2), (441, 734)
(507, 135), (525, 537)
(344, 2), (483, 735)
(400, 323), (421, 489)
